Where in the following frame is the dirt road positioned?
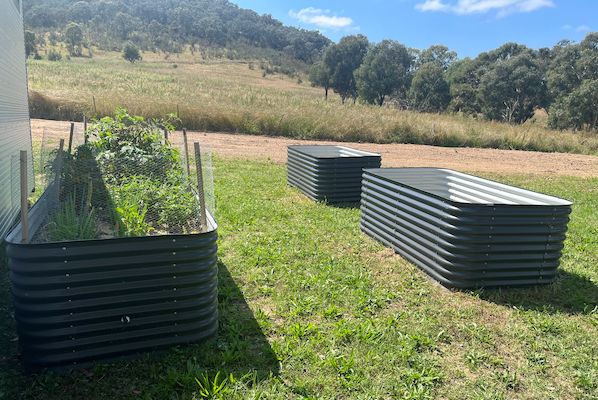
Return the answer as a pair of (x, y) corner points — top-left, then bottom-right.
(31, 119), (598, 177)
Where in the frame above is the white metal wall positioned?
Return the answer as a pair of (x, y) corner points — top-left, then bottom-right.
(0, 0), (34, 239)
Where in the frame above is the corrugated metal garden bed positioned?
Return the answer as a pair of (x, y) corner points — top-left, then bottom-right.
(4, 112), (218, 370)
(360, 168), (572, 288)
(288, 145), (381, 203)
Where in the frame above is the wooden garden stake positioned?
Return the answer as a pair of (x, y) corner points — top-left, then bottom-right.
(54, 139), (65, 205)
(183, 129), (191, 176)
(194, 142), (207, 231)
(20, 150), (29, 243)
(92, 96), (97, 115)
(68, 122), (75, 153)
(163, 127), (169, 143)
(83, 116), (88, 144)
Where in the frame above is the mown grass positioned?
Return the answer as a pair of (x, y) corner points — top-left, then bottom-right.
(27, 51), (598, 155)
(1, 157), (596, 399)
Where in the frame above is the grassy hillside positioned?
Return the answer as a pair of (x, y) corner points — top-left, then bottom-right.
(27, 51), (598, 155)
(1, 157), (597, 399)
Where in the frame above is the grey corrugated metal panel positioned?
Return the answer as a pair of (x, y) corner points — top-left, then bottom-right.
(360, 168), (571, 288)
(0, 0), (34, 239)
(287, 145), (381, 203)
(5, 191), (219, 370)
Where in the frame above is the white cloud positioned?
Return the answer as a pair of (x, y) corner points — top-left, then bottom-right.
(289, 7), (354, 29)
(415, 0), (554, 17)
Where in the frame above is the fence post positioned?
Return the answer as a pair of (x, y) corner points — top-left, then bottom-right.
(20, 150), (29, 243)
(53, 139), (65, 208)
(194, 142), (207, 231)
(183, 129), (191, 177)
(84, 116), (88, 144)
(68, 122), (75, 153)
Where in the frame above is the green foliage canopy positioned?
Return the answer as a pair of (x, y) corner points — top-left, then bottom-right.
(354, 40), (413, 106)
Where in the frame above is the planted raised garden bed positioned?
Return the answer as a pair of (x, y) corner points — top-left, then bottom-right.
(287, 145), (381, 203)
(360, 168), (572, 288)
(5, 111), (218, 370)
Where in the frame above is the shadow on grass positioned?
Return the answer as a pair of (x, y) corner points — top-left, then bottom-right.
(325, 201), (361, 209)
(0, 258), (279, 399)
(477, 270), (598, 315)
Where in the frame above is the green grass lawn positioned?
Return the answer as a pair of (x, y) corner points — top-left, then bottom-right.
(1, 158), (596, 399)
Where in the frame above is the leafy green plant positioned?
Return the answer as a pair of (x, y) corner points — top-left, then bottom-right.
(194, 372), (230, 399)
(48, 195), (98, 241)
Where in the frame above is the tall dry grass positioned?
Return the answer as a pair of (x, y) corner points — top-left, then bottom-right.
(27, 52), (598, 155)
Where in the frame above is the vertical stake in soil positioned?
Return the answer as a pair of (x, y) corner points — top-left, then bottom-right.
(20, 150), (29, 243)
(183, 129), (191, 177)
(163, 127), (169, 143)
(92, 96), (97, 115)
(68, 122), (75, 153)
(54, 139), (65, 207)
(84, 116), (88, 144)
(194, 142), (207, 231)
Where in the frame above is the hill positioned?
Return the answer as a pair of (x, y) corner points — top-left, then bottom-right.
(23, 0), (331, 63)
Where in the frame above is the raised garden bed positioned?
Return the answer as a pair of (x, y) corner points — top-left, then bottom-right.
(287, 145), (381, 203)
(5, 111), (218, 370)
(360, 168), (572, 288)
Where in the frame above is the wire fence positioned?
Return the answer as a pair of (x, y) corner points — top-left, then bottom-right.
(19, 121), (215, 244)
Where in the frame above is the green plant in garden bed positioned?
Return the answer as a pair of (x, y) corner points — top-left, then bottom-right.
(48, 194), (98, 242)
(46, 109), (200, 240)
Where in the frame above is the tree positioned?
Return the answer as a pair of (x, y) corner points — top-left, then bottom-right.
(445, 58), (482, 115)
(64, 22), (84, 56)
(354, 40), (413, 106)
(478, 52), (546, 123)
(67, 1), (92, 23)
(546, 32), (598, 130)
(548, 79), (598, 130)
(123, 43), (142, 63)
(309, 61), (332, 100)
(24, 31), (37, 58)
(324, 35), (369, 103)
(417, 45), (457, 70)
(409, 62), (450, 112)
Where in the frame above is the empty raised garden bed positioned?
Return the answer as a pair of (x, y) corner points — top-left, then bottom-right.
(5, 111), (218, 370)
(360, 168), (572, 288)
(287, 145), (381, 203)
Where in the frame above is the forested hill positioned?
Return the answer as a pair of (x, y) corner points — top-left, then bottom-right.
(22, 0), (331, 63)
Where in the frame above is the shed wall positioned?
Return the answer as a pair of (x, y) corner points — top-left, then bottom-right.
(0, 0), (34, 239)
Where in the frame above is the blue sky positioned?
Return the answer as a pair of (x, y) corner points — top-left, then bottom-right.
(232, 0), (596, 57)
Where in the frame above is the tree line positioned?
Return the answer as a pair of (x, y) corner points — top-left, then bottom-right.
(23, 0), (331, 63)
(310, 34), (597, 131)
